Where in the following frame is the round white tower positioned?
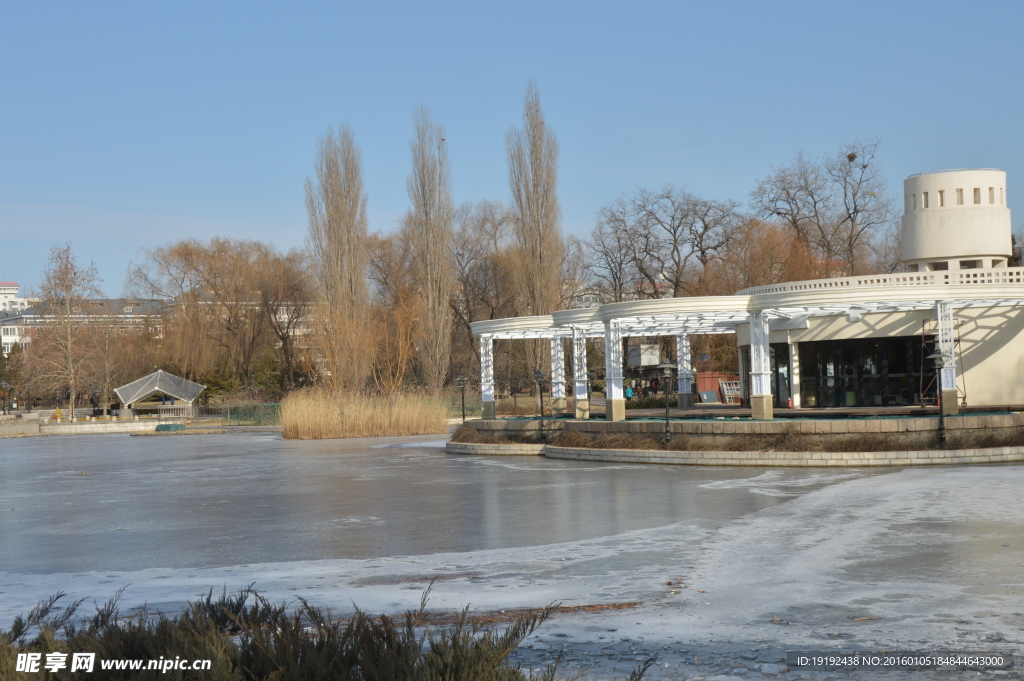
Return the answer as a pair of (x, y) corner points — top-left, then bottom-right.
(901, 169), (1012, 271)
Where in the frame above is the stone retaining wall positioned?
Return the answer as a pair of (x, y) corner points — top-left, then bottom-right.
(39, 421), (159, 435)
(0, 420), (41, 436)
(457, 413), (1024, 449)
(445, 442), (546, 456)
(563, 412), (1024, 440)
(544, 445), (1024, 467)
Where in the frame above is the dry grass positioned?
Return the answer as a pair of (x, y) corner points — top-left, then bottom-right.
(1, 588), (631, 681)
(282, 388), (448, 440)
(449, 425), (538, 444)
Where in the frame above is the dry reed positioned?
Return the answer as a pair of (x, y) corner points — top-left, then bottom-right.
(282, 388), (448, 440)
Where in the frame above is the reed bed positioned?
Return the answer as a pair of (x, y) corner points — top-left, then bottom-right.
(282, 388), (449, 440)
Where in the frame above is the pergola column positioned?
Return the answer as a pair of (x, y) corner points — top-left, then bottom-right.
(572, 326), (590, 419)
(605, 320), (626, 421)
(676, 334), (695, 408)
(749, 311), (773, 420)
(480, 334), (495, 420)
(936, 302), (959, 415)
(550, 337), (566, 414)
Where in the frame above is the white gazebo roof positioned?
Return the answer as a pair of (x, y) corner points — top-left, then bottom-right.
(470, 275), (1024, 340)
(114, 370), (206, 405)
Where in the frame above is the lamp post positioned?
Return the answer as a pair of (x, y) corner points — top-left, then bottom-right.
(534, 369), (547, 442)
(24, 383), (31, 413)
(657, 363), (676, 444)
(0, 382), (8, 415)
(456, 374), (467, 423)
(927, 351), (947, 448)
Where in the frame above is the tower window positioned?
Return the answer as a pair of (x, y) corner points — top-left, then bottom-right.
(1000, 187), (1004, 204)
(974, 188), (981, 204)
(989, 187), (995, 204)
(922, 192), (929, 208)
(938, 190), (944, 206)
(956, 188), (964, 205)
(912, 194), (917, 210)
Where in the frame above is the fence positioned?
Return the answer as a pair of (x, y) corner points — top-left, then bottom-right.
(158, 404), (196, 418)
(214, 403), (281, 426)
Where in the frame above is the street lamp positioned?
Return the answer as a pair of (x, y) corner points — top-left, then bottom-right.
(657, 363), (676, 444)
(24, 383), (31, 412)
(534, 369), (547, 442)
(927, 351), (946, 448)
(456, 374), (467, 423)
(0, 382), (8, 415)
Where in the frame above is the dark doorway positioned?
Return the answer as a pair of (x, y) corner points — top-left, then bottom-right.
(798, 337), (935, 408)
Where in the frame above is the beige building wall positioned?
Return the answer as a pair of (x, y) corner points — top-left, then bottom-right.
(737, 306), (1024, 406)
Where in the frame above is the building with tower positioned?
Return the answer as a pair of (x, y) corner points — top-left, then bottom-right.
(470, 168), (1024, 420)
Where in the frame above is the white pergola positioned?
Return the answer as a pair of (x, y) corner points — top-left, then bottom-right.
(471, 279), (1024, 421)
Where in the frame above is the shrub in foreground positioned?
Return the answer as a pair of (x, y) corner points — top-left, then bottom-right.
(1, 588), (653, 680)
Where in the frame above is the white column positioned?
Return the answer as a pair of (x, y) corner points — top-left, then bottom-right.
(789, 342), (801, 408)
(480, 334), (495, 419)
(572, 327), (588, 401)
(936, 302), (959, 414)
(749, 312), (771, 395)
(936, 302), (957, 390)
(676, 334), (692, 394)
(749, 311), (773, 419)
(604, 320), (626, 421)
(550, 336), (566, 411)
(572, 326), (590, 419)
(604, 320), (623, 400)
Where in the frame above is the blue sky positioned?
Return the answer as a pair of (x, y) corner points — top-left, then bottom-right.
(2, 1), (1022, 295)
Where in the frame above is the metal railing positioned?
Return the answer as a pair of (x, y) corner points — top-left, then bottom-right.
(737, 266), (1024, 295)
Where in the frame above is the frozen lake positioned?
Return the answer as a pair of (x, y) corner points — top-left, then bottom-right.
(0, 432), (863, 575)
(2, 432), (1022, 678)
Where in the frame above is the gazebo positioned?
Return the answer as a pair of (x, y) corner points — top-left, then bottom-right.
(114, 370), (206, 417)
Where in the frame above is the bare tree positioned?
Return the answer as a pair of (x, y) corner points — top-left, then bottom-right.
(507, 82), (564, 316)
(627, 187), (694, 298)
(305, 125), (371, 390)
(588, 187), (741, 299)
(130, 238), (271, 385)
(450, 201), (520, 364)
(85, 312), (157, 415)
(686, 196), (743, 294)
(827, 140), (896, 274)
(367, 233), (417, 394)
(33, 245), (103, 421)
(560, 235), (589, 307)
(752, 140), (895, 275)
(404, 107), (455, 392)
(255, 247), (312, 390)
(587, 201), (638, 302)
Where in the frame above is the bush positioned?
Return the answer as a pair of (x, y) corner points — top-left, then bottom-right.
(550, 425), (1024, 453)
(1, 588), (633, 681)
(282, 388), (449, 440)
(449, 425), (538, 444)
(625, 395), (671, 409)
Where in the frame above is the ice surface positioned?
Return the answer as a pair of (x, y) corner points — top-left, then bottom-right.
(2, 432), (1022, 677)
